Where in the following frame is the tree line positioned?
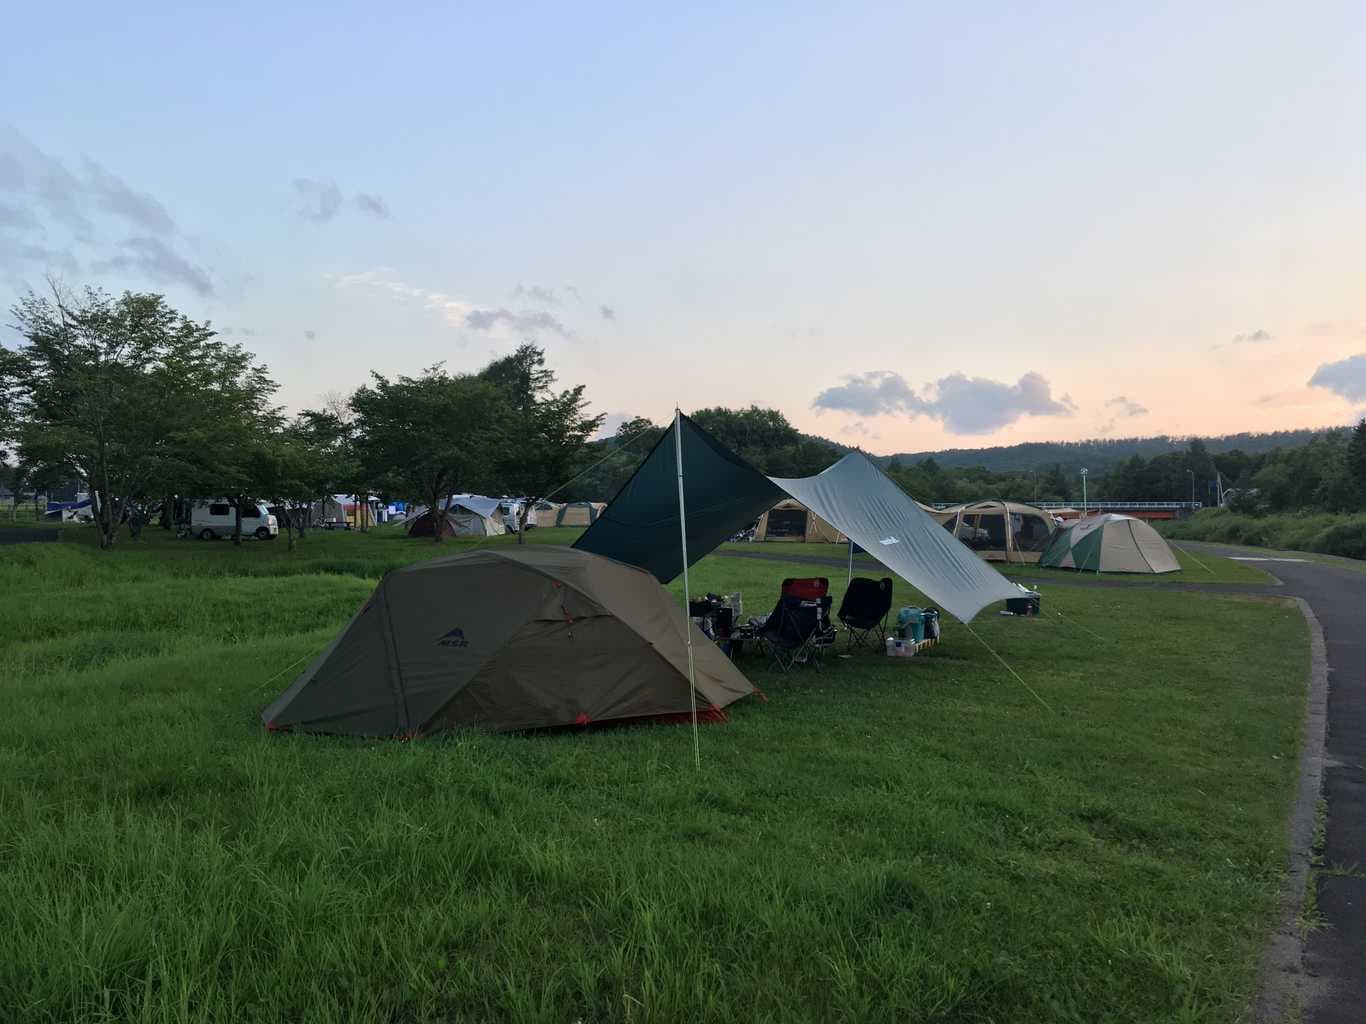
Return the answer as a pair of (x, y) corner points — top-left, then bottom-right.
(0, 287), (605, 548)
(878, 429), (1366, 512)
(6, 287), (1363, 550)
(0, 288), (843, 550)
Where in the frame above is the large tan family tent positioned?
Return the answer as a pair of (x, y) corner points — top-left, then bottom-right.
(753, 499), (847, 543)
(554, 501), (607, 527)
(934, 500), (1057, 563)
(1040, 513), (1180, 573)
(263, 546), (755, 736)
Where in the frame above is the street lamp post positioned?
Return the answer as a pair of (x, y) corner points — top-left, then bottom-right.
(1081, 468), (1088, 515)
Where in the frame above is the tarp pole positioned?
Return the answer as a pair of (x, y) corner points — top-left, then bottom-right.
(847, 538), (854, 586)
(673, 408), (702, 770)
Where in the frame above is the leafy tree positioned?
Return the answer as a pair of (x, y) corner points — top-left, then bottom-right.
(689, 406), (834, 477)
(291, 408), (361, 530)
(1041, 464), (1072, 502)
(250, 428), (345, 549)
(557, 415), (664, 503)
(351, 366), (512, 543)
(1348, 418), (1366, 508)
(478, 344), (603, 537)
(8, 287), (274, 549)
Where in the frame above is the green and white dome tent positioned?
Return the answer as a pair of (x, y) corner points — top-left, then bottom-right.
(1040, 513), (1180, 574)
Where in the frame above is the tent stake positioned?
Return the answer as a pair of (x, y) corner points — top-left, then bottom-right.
(673, 408), (702, 770)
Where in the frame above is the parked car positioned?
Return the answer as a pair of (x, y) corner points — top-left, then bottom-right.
(187, 499), (279, 540)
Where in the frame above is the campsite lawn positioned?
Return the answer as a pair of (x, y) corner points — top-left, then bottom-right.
(719, 539), (1273, 585)
(0, 528), (1307, 1023)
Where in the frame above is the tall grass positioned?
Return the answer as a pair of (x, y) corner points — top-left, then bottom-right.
(0, 531), (1308, 1022)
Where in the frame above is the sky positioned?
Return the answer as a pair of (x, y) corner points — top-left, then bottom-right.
(3, 2), (1365, 455)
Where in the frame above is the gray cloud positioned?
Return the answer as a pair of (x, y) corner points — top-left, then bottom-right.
(813, 370), (1074, 434)
(0, 127), (92, 234)
(512, 283), (559, 306)
(464, 307), (571, 338)
(599, 304), (616, 321)
(566, 285), (584, 304)
(291, 178), (343, 222)
(1232, 328), (1272, 344)
(1308, 354), (1366, 403)
(93, 236), (213, 295)
(354, 193), (390, 218)
(1104, 395), (1149, 417)
(82, 159), (175, 234)
(0, 129), (179, 238)
(303, 329), (317, 341)
(0, 129), (224, 294)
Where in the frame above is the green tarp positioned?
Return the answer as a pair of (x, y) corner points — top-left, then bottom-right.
(575, 416), (1021, 621)
(573, 414), (783, 582)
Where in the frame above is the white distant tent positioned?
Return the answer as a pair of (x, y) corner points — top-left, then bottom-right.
(404, 495), (508, 538)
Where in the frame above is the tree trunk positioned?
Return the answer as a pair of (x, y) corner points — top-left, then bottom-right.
(430, 485), (445, 543)
(360, 491), (369, 533)
(233, 497), (243, 546)
(517, 500), (533, 545)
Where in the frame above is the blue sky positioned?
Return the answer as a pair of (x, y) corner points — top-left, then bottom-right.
(4, 2), (1365, 453)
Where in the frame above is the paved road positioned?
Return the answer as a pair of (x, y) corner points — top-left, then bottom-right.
(718, 542), (1366, 1022)
(1175, 542), (1365, 1024)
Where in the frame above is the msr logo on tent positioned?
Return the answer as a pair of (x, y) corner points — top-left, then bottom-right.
(437, 627), (469, 648)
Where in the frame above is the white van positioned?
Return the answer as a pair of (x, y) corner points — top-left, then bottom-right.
(189, 499), (279, 540)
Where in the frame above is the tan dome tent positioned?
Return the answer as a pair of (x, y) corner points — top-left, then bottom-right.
(1040, 513), (1179, 574)
(936, 500), (1056, 563)
(529, 500), (559, 528)
(753, 499), (847, 543)
(263, 546), (755, 736)
(554, 501), (607, 527)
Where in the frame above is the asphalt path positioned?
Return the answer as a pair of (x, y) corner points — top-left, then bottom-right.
(1174, 542), (1365, 1024)
(717, 542), (1366, 1022)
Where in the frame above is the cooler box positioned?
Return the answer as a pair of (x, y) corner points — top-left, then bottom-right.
(896, 607), (926, 642)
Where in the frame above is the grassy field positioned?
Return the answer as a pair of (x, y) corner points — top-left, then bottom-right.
(720, 539), (1273, 585)
(1, 526), (1308, 1022)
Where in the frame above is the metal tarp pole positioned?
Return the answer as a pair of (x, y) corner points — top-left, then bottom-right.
(847, 537), (854, 586)
(673, 408), (701, 769)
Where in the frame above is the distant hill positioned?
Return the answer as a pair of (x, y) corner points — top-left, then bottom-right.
(873, 427), (1347, 473)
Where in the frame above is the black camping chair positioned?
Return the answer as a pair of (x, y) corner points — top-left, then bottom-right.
(759, 595), (836, 672)
(837, 577), (894, 651)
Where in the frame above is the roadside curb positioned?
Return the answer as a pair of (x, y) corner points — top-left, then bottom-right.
(1252, 596), (1330, 1023)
